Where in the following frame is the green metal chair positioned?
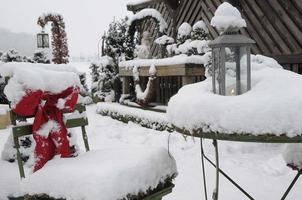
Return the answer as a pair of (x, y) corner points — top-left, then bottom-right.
(8, 104), (174, 200)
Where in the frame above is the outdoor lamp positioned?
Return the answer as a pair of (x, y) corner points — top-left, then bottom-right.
(209, 32), (255, 96)
(37, 30), (49, 48)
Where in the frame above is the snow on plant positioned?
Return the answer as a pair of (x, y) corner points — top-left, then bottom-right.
(177, 22), (192, 44)
(90, 56), (118, 102)
(33, 50), (50, 64)
(192, 20), (209, 41)
(211, 2), (247, 33)
(167, 21), (211, 58)
(154, 35), (174, 45)
(0, 49), (23, 63)
(38, 12), (69, 64)
(104, 16), (134, 63)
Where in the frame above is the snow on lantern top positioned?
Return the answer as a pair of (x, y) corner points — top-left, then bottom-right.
(211, 2), (246, 34)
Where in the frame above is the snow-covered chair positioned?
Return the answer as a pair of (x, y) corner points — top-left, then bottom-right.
(8, 104), (177, 200)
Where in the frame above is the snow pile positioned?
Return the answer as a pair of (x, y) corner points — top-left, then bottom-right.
(21, 147), (177, 200)
(119, 54), (211, 68)
(211, 2), (246, 33)
(167, 55), (302, 137)
(0, 63), (81, 108)
(129, 8), (168, 32)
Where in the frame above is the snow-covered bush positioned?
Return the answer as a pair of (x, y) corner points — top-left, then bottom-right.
(38, 13), (69, 64)
(167, 21), (211, 57)
(192, 20), (209, 41)
(33, 50), (50, 64)
(104, 17), (134, 64)
(155, 35), (175, 58)
(0, 49), (22, 62)
(177, 22), (192, 44)
(90, 56), (119, 102)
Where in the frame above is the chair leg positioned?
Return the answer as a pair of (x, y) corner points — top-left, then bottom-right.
(281, 170), (301, 200)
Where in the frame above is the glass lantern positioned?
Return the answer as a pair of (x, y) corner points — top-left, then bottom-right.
(37, 30), (50, 48)
(209, 32), (255, 96)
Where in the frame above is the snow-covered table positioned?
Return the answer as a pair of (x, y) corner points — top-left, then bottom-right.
(167, 54), (302, 200)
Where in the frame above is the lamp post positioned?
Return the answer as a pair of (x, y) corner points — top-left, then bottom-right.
(37, 30), (50, 49)
(209, 31), (255, 96)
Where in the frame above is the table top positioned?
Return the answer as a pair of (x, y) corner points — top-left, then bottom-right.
(174, 126), (302, 143)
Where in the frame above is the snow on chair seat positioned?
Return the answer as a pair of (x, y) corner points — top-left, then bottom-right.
(9, 104), (177, 200)
(20, 147), (176, 200)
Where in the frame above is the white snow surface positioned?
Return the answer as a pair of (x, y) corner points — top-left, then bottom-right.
(119, 54), (211, 68)
(211, 2), (246, 33)
(0, 62), (81, 77)
(21, 147), (176, 200)
(128, 8), (167, 32)
(1, 104), (301, 200)
(0, 62), (81, 108)
(167, 55), (302, 136)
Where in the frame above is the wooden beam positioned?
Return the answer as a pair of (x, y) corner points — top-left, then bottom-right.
(119, 63), (205, 77)
(270, 54), (302, 64)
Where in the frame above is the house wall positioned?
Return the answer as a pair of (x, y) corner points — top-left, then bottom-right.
(135, 0), (302, 74)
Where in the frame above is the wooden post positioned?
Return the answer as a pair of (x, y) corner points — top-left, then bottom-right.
(122, 77), (130, 94)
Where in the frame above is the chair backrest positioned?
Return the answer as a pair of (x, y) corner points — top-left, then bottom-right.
(11, 104), (90, 179)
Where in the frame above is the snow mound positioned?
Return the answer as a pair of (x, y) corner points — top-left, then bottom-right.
(193, 20), (209, 33)
(167, 55), (302, 137)
(21, 147), (177, 200)
(178, 22), (192, 38)
(0, 62), (80, 108)
(211, 2), (246, 33)
(129, 8), (168, 32)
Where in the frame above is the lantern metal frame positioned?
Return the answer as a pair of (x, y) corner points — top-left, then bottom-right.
(209, 32), (255, 96)
(37, 30), (50, 48)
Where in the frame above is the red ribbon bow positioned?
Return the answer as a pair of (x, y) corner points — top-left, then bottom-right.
(13, 86), (79, 172)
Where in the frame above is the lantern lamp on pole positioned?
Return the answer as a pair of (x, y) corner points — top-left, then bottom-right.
(37, 30), (50, 48)
(209, 32), (255, 96)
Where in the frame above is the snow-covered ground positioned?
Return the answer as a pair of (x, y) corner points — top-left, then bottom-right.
(1, 104), (301, 199)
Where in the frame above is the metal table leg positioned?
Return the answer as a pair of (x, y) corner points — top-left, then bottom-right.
(212, 139), (219, 200)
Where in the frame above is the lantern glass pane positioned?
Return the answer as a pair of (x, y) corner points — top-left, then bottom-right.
(37, 34), (43, 48)
(240, 47), (248, 94)
(224, 47), (237, 96)
(212, 48), (220, 94)
(43, 34), (49, 48)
